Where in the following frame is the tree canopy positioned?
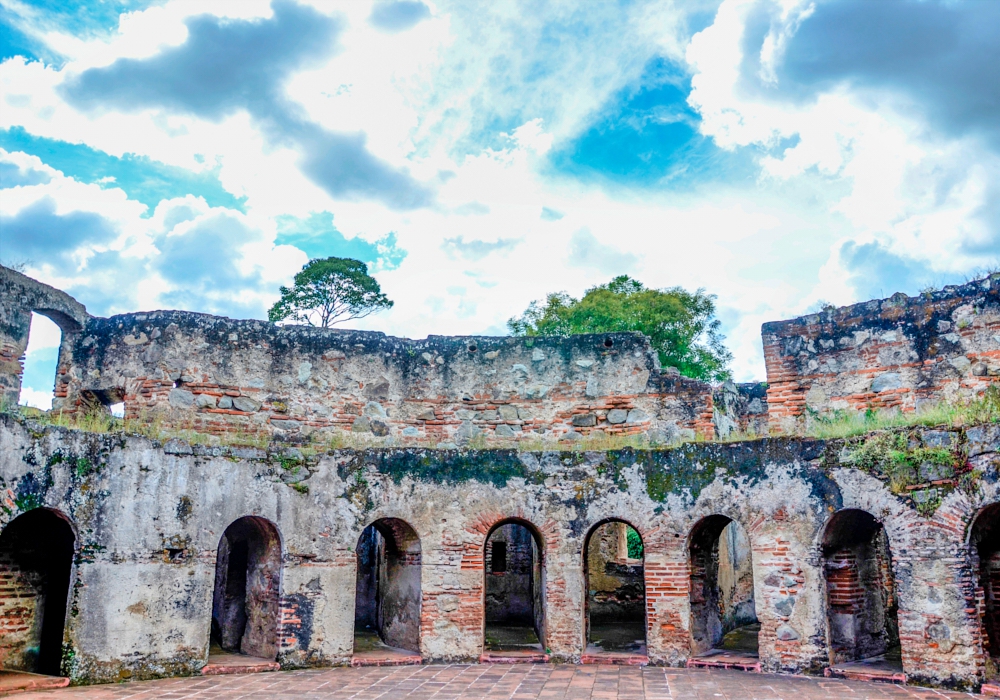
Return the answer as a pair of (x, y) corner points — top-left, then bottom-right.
(268, 257), (393, 328)
(507, 275), (731, 382)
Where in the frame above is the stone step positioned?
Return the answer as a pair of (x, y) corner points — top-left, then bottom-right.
(0, 671), (70, 696)
(687, 651), (761, 673)
(201, 654), (280, 676)
(351, 649), (422, 667)
(479, 651), (551, 664)
(581, 651), (649, 666)
(824, 666), (906, 684)
(982, 682), (1000, 697)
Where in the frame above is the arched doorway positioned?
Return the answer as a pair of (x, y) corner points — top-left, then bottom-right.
(689, 515), (758, 662)
(354, 518), (422, 663)
(822, 509), (901, 676)
(483, 519), (546, 658)
(209, 517), (281, 664)
(970, 503), (1000, 680)
(0, 509), (75, 676)
(584, 520), (646, 658)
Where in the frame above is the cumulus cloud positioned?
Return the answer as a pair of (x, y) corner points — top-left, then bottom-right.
(441, 236), (521, 261)
(566, 229), (639, 274)
(61, 0), (432, 210)
(0, 196), (118, 270)
(369, 1), (431, 32)
(0, 160), (51, 187)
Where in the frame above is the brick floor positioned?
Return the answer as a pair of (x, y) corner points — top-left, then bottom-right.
(9, 665), (981, 700)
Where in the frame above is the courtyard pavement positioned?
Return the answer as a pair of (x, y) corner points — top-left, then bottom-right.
(8, 665), (982, 700)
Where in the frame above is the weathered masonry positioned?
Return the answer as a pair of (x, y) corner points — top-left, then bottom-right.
(4, 266), (1000, 692)
(2, 417), (1000, 690)
(764, 276), (1000, 431)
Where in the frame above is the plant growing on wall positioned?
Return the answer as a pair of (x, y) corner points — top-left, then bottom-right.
(268, 257), (393, 328)
(508, 275), (732, 381)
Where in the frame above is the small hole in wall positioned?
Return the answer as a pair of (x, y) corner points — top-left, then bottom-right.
(110, 402), (125, 418)
(604, 338), (614, 348)
(165, 548), (184, 561)
(173, 379), (182, 388)
(468, 344), (477, 353)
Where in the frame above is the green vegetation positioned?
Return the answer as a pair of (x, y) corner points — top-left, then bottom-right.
(507, 275), (732, 382)
(804, 385), (1000, 440)
(268, 256), (393, 328)
(626, 526), (643, 559)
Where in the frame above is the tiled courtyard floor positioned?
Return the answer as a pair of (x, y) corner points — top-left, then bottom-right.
(8, 665), (982, 700)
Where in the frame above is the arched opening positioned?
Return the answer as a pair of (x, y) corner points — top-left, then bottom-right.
(483, 519), (546, 658)
(209, 517), (281, 665)
(823, 509), (901, 676)
(689, 515), (758, 662)
(353, 518), (422, 663)
(970, 503), (1000, 681)
(0, 509), (75, 677)
(584, 520), (646, 659)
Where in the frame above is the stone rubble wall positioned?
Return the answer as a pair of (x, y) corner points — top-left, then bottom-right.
(59, 310), (717, 444)
(764, 274), (1000, 431)
(2, 416), (1000, 689)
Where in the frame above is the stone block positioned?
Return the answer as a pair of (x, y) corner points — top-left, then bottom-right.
(232, 396), (261, 413)
(498, 405), (519, 421)
(572, 413), (597, 427)
(168, 388), (194, 408)
(606, 409), (628, 424)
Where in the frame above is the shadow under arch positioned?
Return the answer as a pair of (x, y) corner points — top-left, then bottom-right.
(688, 514), (758, 659)
(0, 508), (76, 676)
(210, 516), (282, 661)
(583, 518), (646, 656)
(483, 517), (546, 654)
(354, 517), (422, 656)
(821, 508), (900, 669)
(968, 502), (1000, 679)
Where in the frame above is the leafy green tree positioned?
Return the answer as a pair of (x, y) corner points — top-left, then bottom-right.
(507, 275), (731, 381)
(268, 257), (393, 328)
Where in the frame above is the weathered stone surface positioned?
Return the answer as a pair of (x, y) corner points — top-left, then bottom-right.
(169, 389), (195, 408)
(232, 397), (261, 413)
(195, 394), (217, 409)
(352, 416), (372, 433)
(572, 413), (597, 428)
(607, 409), (628, 424)
(498, 406), (519, 421)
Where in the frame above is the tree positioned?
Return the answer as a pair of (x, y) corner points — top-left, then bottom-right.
(268, 257), (393, 328)
(507, 275), (732, 382)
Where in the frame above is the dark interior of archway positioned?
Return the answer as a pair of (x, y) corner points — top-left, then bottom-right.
(210, 517), (280, 660)
(0, 509), (75, 675)
(822, 509), (900, 666)
(585, 521), (646, 653)
(354, 519), (422, 654)
(484, 522), (544, 652)
(972, 504), (1000, 676)
(689, 515), (758, 657)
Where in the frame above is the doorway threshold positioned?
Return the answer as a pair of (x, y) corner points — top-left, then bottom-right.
(687, 648), (761, 673)
(825, 650), (905, 684)
(201, 653), (280, 675)
(581, 647), (648, 666)
(352, 647), (421, 667)
(0, 670), (70, 696)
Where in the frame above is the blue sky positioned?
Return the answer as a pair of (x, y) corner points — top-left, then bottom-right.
(2, 0), (998, 408)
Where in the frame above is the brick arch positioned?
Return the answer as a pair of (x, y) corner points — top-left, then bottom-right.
(210, 516), (282, 661)
(354, 517), (422, 654)
(582, 518), (647, 656)
(482, 516), (548, 654)
(687, 514), (758, 657)
(968, 502), (1000, 673)
(0, 507), (76, 676)
(820, 508), (899, 665)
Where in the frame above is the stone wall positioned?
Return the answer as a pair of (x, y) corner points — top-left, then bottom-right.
(0, 267), (89, 407)
(58, 310), (717, 444)
(764, 274), (1000, 431)
(3, 415), (1000, 689)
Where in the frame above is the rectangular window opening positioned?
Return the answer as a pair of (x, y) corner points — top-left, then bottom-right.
(492, 541), (507, 573)
(18, 312), (62, 411)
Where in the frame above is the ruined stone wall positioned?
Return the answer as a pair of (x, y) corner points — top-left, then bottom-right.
(764, 274), (1000, 431)
(57, 311), (716, 444)
(0, 267), (89, 407)
(3, 416), (1000, 689)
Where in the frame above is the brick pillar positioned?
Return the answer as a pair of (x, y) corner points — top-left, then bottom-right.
(643, 526), (690, 665)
